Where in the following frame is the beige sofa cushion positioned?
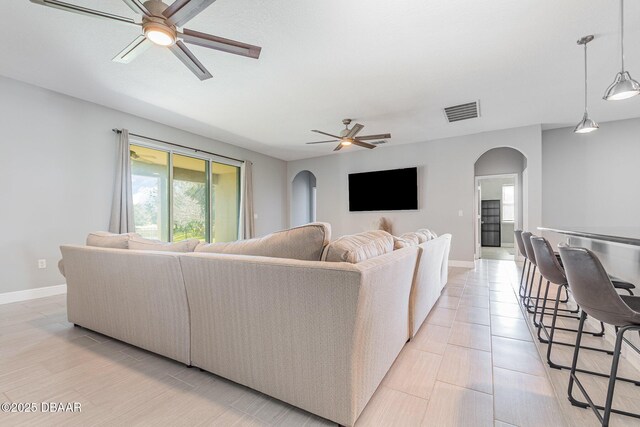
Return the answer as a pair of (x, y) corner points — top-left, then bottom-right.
(323, 230), (394, 263)
(399, 232), (424, 245)
(128, 236), (200, 252)
(86, 231), (138, 249)
(195, 222), (331, 261)
(418, 228), (438, 240)
(393, 236), (417, 250)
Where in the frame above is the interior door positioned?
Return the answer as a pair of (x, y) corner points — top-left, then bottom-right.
(481, 200), (501, 247)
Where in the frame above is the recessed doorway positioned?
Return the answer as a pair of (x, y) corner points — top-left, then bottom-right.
(476, 175), (517, 260)
(291, 170), (317, 227)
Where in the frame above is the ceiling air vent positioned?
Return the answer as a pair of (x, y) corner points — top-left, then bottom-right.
(444, 101), (480, 123)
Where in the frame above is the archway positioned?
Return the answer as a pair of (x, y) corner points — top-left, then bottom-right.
(291, 170), (317, 227)
(474, 147), (528, 261)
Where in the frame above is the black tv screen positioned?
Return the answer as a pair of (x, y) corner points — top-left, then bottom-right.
(348, 167), (418, 212)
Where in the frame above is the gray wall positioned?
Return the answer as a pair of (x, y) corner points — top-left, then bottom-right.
(288, 125), (543, 263)
(0, 76), (287, 294)
(541, 117), (640, 247)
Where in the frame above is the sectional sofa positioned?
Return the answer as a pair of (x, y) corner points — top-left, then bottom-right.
(59, 224), (451, 426)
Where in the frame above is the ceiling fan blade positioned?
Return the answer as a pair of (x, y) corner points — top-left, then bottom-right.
(29, 0), (138, 25)
(169, 40), (213, 80)
(311, 130), (341, 139)
(346, 123), (364, 138)
(305, 140), (338, 144)
(163, 0), (217, 27)
(179, 29), (261, 59)
(356, 133), (391, 141)
(122, 0), (151, 16)
(112, 35), (152, 63)
(352, 139), (377, 149)
(333, 143), (344, 152)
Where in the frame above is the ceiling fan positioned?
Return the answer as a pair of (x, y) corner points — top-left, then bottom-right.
(306, 119), (391, 151)
(29, 0), (262, 80)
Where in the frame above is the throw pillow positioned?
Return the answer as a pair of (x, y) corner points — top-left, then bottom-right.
(195, 222), (331, 261)
(323, 230), (394, 263)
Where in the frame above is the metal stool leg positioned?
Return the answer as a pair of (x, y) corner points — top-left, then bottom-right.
(520, 261), (531, 300)
(569, 324), (640, 426)
(568, 312), (589, 409)
(519, 258), (528, 297)
(538, 285), (616, 363)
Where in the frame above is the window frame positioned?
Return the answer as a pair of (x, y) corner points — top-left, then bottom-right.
(129, 137), (244, 242)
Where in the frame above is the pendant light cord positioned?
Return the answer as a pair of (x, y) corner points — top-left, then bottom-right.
(621, 0), (625, 71)
(584, 43), (588, 112)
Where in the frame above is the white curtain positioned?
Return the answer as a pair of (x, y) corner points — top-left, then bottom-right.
(242, 160), (255, 239)
(109, 129), (135, 233)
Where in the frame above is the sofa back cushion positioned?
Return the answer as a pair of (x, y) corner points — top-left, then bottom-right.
(195, 222), (331, 261)
(393, 236), (417, 250)
(128, 236), (200, 252)
(86, 231), (138, 249)
(418, 228), (438, 240)
(323, 230), (394, 263)
(399, 232), (423, 245)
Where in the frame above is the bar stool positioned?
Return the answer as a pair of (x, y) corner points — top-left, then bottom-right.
(520, 231), (539, 311)
(514, 230), (532, 300)
(530, 237), (618, 370)
(559, 245), (640, 426)
(521, 232), (571, 319)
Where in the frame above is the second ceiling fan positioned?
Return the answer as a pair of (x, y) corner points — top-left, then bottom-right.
(307, 119), (391, 151)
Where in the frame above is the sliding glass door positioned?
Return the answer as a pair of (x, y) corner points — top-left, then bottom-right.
(173, 154), (208, 242)
(130, 145), (170, 241)
(130, 143), (241, 243)
(211, 161), (241, 242)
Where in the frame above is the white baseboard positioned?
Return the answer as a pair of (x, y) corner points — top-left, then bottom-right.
(0, 284), (67, 305)
(449, 260), (476, 268)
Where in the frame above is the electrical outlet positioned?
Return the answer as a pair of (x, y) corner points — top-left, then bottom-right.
(458, 210), (463, 217)
(38, 259), (46, 269)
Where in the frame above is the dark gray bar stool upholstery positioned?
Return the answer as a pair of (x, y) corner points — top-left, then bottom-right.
(559, 245), (640, 427)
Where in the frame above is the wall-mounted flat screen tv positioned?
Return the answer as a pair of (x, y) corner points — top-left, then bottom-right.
(348, 167), (418, 212)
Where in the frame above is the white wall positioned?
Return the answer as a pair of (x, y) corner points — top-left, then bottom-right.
(0, 76), (287, 294)
(541, 117), (640, 247)
(288, 125), (543, 263)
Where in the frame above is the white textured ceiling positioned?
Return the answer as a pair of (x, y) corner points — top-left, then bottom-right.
(3, 0), (640, 160)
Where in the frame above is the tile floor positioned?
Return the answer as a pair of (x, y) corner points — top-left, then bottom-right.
(1, 259), (639, 426)
(480, 246), (516, 261)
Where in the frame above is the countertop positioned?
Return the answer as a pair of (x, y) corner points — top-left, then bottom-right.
(538, 226), (640, 247)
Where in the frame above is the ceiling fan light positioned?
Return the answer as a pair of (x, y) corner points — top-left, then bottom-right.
(144, 22), (176, 46)
(341, 140), (352, 146)
(603, 71), (640, 100)
(573, 113), (599, 134)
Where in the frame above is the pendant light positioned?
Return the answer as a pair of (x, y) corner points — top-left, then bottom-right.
(603, 0), (640, 100)
(574, 35), (599, 134)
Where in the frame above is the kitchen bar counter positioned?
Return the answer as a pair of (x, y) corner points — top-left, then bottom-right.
(538, 226), (640, 247)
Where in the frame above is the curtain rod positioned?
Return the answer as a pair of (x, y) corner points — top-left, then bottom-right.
(112, 128), (245, 164)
